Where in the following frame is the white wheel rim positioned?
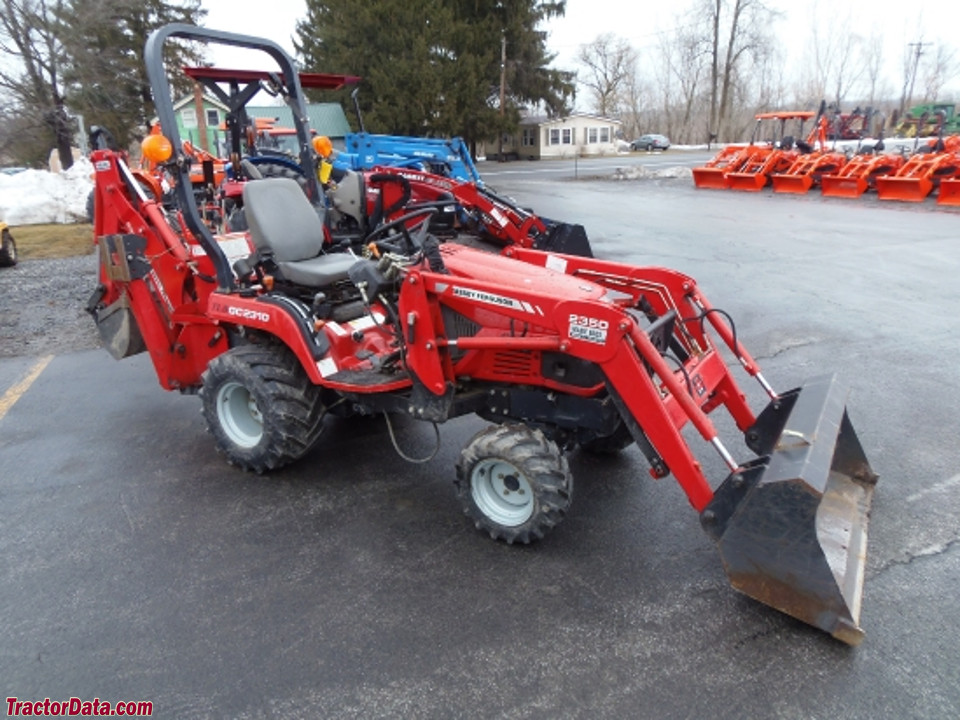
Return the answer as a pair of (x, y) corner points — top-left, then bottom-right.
(471, 458), (534, 527)
(217, 381), (263, 448)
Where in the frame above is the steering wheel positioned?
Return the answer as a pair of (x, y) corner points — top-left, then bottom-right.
(363, 207), (438, 257)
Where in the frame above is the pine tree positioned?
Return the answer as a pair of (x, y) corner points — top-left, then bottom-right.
(60, 0), (207, 150)
(295, 0), (573, 153)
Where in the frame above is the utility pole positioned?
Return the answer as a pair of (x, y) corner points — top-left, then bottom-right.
(498, 33), (506, 162)
(901, 40), (932, 117)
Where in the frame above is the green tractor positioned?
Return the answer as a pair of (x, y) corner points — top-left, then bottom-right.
(894, 103), (960, 137)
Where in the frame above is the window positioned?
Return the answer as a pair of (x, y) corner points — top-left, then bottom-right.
(562, 128), (572, 144)
(522, 128), (535, 147)
(549, 128), (560, 145)
(600, 127), (610, 143)
(588, 128), (598, 144)
(206, 109), (220, 126)
(181, 107), (197, 129)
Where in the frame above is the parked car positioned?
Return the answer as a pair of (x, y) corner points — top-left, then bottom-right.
(631, 134), (670, 151)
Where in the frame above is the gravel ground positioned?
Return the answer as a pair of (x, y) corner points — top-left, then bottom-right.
(0, 251), (102, 358)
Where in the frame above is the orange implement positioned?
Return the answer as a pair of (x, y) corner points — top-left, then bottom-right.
(727, 147), (799, 191)
(936, 177), (960, 205)
(771, 152), (847, 194)
(692, 145), (755, 189)
(875, 150), (960, 202)
(726, 111), (821, 191)
(821, 154), (905, 198)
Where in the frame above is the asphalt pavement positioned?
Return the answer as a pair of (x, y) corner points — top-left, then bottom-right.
(1, 177), (958, 719)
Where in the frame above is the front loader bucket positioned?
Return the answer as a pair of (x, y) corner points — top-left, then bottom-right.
(726, 172), (768, 191)
(702, 375), (877, 645)
(936, 178), (960, 205)
(820, 176), (867, 198)
(875, 176), (933, 202)
(692, 167), (731, 189)
(771, 174), (813, 194)
(536, 221), (593, 257)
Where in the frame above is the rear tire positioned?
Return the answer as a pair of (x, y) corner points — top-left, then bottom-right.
(0, 228), (16, 267)
(201, 344), (325, 472)
(455, 424), (572, 544)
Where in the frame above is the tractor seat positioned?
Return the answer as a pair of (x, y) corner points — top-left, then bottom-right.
(242, 178), (357, 287)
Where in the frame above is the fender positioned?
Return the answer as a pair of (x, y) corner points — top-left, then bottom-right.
(207, 293), (329, 382)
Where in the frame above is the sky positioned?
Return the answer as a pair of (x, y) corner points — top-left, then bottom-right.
(200, 0), (960, 103)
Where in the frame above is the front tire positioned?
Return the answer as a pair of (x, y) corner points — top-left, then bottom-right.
(455, 424), (572, 544)
(201, 344), (325, 472)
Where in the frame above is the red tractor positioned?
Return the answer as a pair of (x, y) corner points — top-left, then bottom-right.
(88, 25), (877, 645)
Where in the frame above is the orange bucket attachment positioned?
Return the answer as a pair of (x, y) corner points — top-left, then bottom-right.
(875, 176), (934, 202)
(692, 145), (755, 189)
(692, 167), (732, 190)
(726, 171), (770, 191)
(936, 177), (960, 205)
(876, 150), (960, 202)
(821, 175), (868, 198)
(771, 174), (814, 194)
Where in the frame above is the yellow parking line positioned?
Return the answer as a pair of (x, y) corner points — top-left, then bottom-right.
(0, 355), (54, 421)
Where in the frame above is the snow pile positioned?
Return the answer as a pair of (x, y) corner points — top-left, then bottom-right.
(0, 158), (94, 225)
(612, 164), (693, 180)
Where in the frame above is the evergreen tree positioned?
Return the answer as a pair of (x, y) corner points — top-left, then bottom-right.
(60, 0), (206, 150)
(295, 0), (573, 153)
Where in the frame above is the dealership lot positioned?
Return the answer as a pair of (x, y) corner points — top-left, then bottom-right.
(2, 176), (958, 719)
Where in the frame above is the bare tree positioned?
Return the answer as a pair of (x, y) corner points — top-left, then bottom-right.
(657, 22), (710, 144)
(699, 0), (779, 142)
(0, 0), (74, 169)
(575, 33), (637, 117)
(921, 44), (957, 102)
(799, 5), (865, 109)
(618, 54), (647, 140)
(861, 31), (886, 107)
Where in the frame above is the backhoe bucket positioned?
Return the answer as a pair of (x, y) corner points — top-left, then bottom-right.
(771, 174), (813, 194)
(89, 233), (148, 360)
(726, 172), (769, 191)
(692, 167), (731, 189)
(702, 374), (877, 645)
(91, 294), (147, 360)
(875, 176), (933, 202)
(936, 178), (960, 205)
(820, 176), (867, 198)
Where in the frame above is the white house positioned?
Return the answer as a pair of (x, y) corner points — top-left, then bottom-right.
(494, 113), (623, 160)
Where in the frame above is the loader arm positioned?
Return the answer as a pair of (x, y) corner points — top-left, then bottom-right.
(418, 245), (877, 644)
(422, 246), (763, 512)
